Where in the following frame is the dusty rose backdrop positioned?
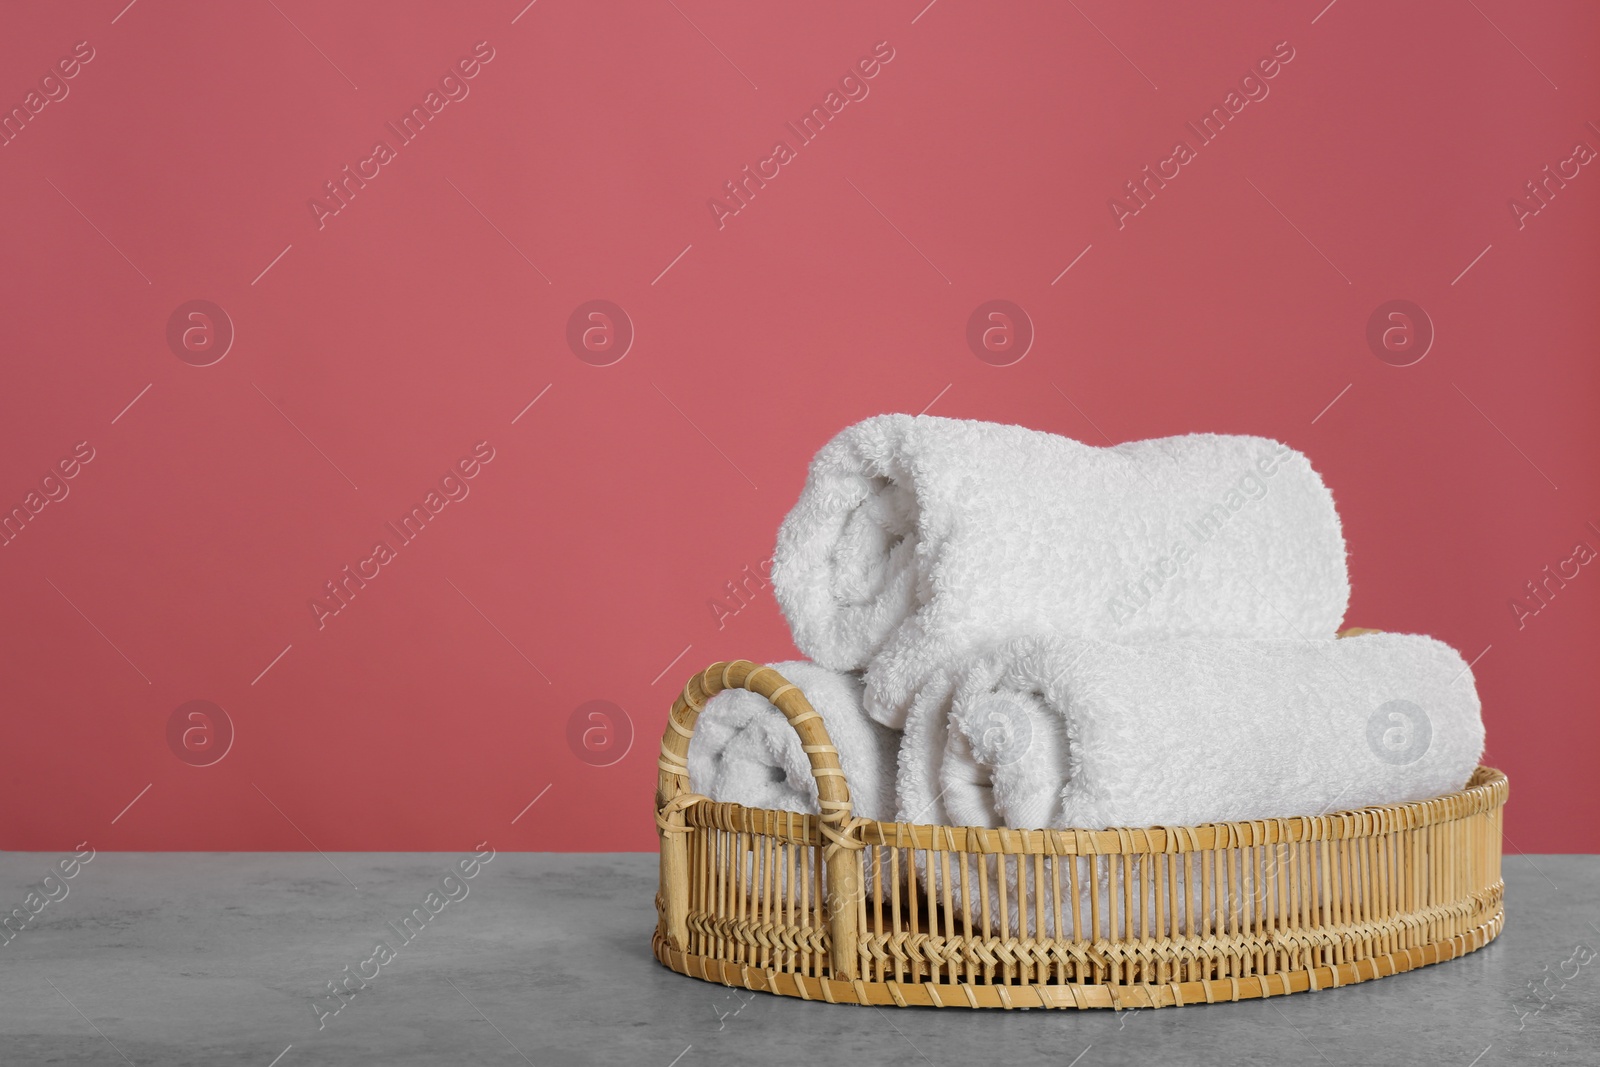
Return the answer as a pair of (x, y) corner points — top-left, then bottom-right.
(2, 0), (1595, 851)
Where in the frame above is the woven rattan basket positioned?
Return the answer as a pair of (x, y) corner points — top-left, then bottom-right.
(654, 659), (1506, 1009)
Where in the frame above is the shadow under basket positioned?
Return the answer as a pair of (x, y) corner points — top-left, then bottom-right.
(653, 660), (1507, 1010)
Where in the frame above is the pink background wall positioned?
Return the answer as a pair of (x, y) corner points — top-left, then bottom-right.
(3, 1), (1595, 853)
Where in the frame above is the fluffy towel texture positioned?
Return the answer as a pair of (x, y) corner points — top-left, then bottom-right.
(773, 414), (1350, 727)
(897, 632), (1484, 831)
(687, 661), (897, 822)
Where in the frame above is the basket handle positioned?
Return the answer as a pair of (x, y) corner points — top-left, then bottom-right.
(655, 659), (860, 980)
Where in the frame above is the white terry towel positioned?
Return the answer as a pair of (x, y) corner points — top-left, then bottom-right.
(687, 661), (898, 823)
(772, 414), (1350, 727)
(897, 632), (1485, 832)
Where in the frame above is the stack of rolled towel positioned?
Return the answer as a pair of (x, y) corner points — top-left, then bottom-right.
(688, 414), (1484, 833)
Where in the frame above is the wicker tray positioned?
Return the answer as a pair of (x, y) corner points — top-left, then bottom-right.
(654, 659), (1506, 1009)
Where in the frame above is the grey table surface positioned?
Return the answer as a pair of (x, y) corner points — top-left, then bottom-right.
(0, 852), (1595, 1066)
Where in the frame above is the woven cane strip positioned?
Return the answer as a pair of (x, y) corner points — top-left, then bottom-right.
(658, 917), (1501, 1007)
(677, 771), (1506, 851)
(655, 793), (706, 834)
(842, 777), (1503, 854)
(687, 913), (831, 958)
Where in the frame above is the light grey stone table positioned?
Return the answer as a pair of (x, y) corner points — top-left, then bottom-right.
(0, 852), (1595, 1066)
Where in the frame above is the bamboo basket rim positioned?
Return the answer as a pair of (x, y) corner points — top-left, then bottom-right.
(676, 765), (1506, 854)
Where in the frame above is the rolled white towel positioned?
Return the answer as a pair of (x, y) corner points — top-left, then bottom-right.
(686, 661), (898, 822)
(898, 632), (1484, 831)
(773, 414), (1350, 727)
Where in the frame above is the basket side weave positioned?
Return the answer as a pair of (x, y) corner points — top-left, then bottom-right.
(655, 659), (863, 978)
